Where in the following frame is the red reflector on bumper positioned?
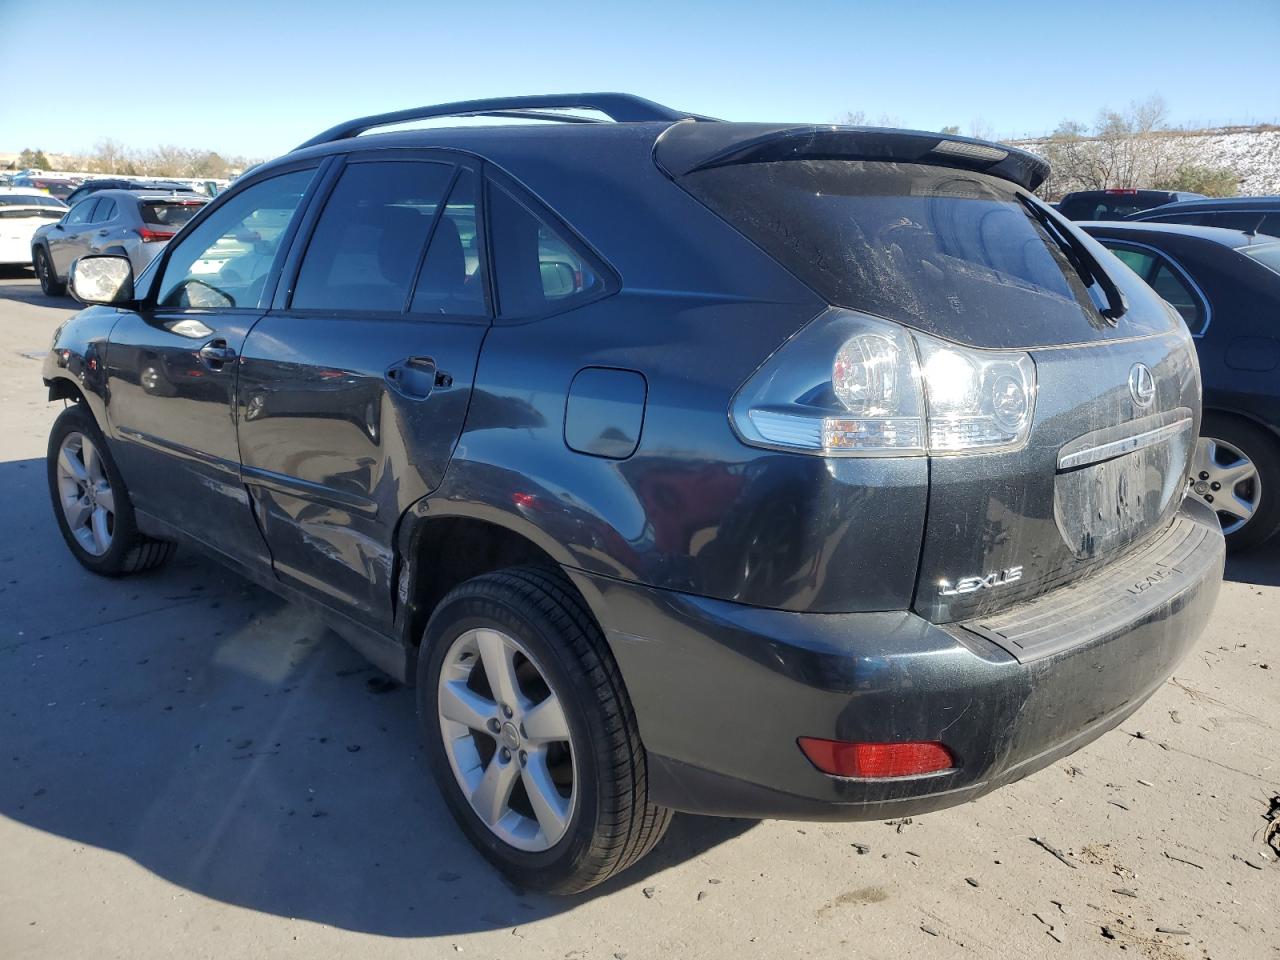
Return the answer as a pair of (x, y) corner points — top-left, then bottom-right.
(797, 738), (955, 778)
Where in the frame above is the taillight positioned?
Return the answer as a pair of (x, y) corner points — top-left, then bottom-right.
(136, 227), (176, 242)
(798, 737), (956, 778)
(730, 308), (1036, 457)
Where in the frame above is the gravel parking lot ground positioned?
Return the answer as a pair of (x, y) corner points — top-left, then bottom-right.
(1, 270), (1276, 960)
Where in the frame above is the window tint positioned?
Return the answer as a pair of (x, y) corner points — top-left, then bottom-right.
(293, 160), (453, 312)
(488, 182), (600, 318)
(680, 160), (1174, 347)
(410, 169), (486, 316)
(142, 200), (204, 227)
(63, 199), (96, 225)
(0, 194), (65, 209)
(1148, 263), (1205, 334)
(1109, 246), (1156, 279)
(158, 169), (315, 310)
(91, 199), (116, 223)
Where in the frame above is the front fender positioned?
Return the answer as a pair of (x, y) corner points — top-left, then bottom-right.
(42, 305), (126, 431)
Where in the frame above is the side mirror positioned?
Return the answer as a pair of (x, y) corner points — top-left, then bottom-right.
(69, 255), (135, 305)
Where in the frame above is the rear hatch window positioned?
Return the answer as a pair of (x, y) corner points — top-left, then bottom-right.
(0, 208), (62, 220)
(141, 200), (205, 227)
(680, 160), (1171, 348)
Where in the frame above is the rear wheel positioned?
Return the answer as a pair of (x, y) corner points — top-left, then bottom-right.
(418, 565), (671, 894)
(47, 404), (174, 576)
(1191, 413), (1280, 551)
(34, 246), (64, 296)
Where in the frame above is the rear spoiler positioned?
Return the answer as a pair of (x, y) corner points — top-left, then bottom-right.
(654, 122), (1050, 192)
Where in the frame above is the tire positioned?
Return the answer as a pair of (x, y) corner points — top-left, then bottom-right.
(47, 403), (175, 576)
(34, 245), (65, 296)
(1193, 412), (1280, 551)
(418, 565), (671, 894)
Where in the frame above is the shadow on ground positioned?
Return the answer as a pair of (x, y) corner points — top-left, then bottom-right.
(1224, 543), (1280, 586)
(0, 456), (753, 936)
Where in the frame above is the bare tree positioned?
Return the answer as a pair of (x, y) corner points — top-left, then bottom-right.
(1035, 95), (1180, 196)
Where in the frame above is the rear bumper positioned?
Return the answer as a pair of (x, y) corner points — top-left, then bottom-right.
(569, 497), (1224, 820)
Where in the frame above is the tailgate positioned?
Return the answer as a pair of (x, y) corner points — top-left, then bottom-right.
(915, 328), (1200, 624)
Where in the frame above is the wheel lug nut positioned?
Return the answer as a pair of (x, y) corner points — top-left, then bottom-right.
(1199, 471), (1209, 480)
(502, 704), (514, 719)
(519, 750), (527, 766)
(1205, 494), (1214, 503)
(499, 747), (511, 762)
(1210, 482), (1220, 491)
(487, 718), (500, 733)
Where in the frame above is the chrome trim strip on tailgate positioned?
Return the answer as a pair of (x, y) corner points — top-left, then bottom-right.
(1057, 417), (1193, 471)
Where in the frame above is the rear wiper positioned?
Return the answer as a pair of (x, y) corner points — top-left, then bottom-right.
(1017, 193), (1128, 322)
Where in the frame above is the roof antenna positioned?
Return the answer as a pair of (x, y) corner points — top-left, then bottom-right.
(1245, 213), (1264, 241)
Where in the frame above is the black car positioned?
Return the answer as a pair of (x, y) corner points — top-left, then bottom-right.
(1082, 220), (1280, 549)
(1124, 195), (1280, 239)
(42, 94), (1223, 893)
(1057, 188), (1204, 221)
(63, 179), (198, 207)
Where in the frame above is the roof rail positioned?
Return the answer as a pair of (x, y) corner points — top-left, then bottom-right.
(295, 93), (715, 150)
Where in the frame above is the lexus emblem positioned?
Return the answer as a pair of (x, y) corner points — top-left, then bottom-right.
(1128, 363), (1155, 408)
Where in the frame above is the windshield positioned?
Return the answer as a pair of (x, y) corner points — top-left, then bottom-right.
(680, 160), (1169, 347)
(141, 200), (206, 227)
(1240, 242), (1280, 277)
(0, 194), (65, 209)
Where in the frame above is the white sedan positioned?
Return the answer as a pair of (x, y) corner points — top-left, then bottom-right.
(0, 188), (68, 267)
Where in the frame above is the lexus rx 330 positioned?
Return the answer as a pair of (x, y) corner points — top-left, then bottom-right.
(41, 94), (1224, 893)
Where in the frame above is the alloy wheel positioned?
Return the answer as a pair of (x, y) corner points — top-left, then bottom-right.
(1189, 436), (1261, 535)
(437, 627), (576, 851)
(55, 431), (115, 556)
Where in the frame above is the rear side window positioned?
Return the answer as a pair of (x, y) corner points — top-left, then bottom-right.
(681, 160), (1171, 347)
(1110, 247), (1156, 277)
(142, 200), (204, 227)
(1148, 264), (1205, 333)
(488, 182), (601, 319)
(91, 199), (116, 222)
(1099, 240), (1208, 335)
(293, 160), (453, 312)
(409, 169), (486, 317)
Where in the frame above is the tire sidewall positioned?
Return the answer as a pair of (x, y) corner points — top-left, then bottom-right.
(1201, 413), (1280, 550)
(47, 404), (142, 575)
(418, 587), (604, 889)
(35, 246), (56, 295)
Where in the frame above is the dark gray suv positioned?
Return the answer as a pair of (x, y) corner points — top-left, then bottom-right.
(41, 94), (1224, 894)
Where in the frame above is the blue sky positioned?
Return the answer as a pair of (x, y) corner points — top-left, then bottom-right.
(2, 0), (1276, 159)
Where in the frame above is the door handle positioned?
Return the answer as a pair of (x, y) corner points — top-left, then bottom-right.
(199, 339), (235, 370)
(97, 229), (109, 236)
(385, 355), (446, 399)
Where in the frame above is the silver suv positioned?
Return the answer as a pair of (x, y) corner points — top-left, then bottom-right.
(31, 190), (207, 295)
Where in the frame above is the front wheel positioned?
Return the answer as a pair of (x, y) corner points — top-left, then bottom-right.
(418, 566), (671, 894)
(34, 246), (64, 296)
(1190, 413), (1280, 551)
(47, 403), (175, 576)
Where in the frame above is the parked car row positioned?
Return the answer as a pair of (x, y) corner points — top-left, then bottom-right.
(1057, 187), (1280, 237)
(30, 190), (208, 293)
